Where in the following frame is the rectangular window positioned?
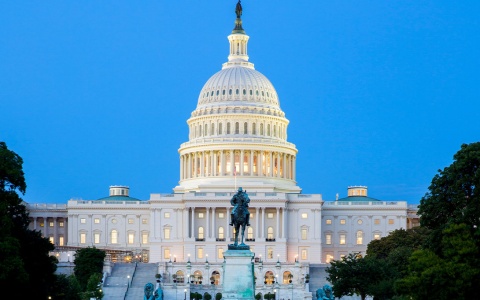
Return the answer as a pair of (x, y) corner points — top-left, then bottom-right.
(301, 228), (307, 240)
(197, 248), (204, 259)
(301, 249), (308, 260)
(164, 212), (170, 219)
(128, 218), (134, 224)
(80, 233), (86, 244)
(59, 221), (64, 227)
(198, 212), (204, 219)
(164, 249), (170, 260)
(340, 219), (346, 225)
(142, 219), (148, 224)
(80, 218), (86, 224)
(218, 212), (224, 218)
(217, 248), (224, 259)
(388, 219), (394, 225)
(267, 248), (273, 259)
(142, 233), (149, 244)
(301, 213), (308, 219)
(326, 254), (334, 263)
(49, 221), (54, 227)
(326, 219), (332, 225)
(40, 222), (44, 227)
(374, 233), (381, 240)
(128, 233), (135, 244)
(111, 231), (118, 244)
(250, 213), (254, 218)
(59, 236), (64, 246)
(325, 234), (332, 245)
(94, 218), (100, 224)
(267, 213), (274, 219)
(356, 231), (363, 245)
(374, 219), (380, 225)
(164, 228), (171, 240)
(49, 236), (54, 244)
(340, 234), (346, 245)
(94, 233), (100, 244)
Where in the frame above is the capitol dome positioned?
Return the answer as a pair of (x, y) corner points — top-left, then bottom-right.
(176, 1), (300, 194)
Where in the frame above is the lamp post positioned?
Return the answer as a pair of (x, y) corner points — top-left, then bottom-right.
(274, 289), (277, 300)
(184, 288), (187, 300)
(127, 275), (130, 288)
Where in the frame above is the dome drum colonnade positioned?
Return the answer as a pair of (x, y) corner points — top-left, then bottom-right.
(178, 3), (298, 190)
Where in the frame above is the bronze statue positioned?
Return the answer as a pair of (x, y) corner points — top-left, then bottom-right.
(229, 187), (250, 248)
(235, 1), (243, 19)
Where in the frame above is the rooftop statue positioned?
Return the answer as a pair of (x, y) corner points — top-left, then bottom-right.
(235, 0), (243, 19)
(229, 187), (251, 249)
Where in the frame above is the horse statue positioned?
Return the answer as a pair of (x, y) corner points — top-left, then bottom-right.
(316, 284), (334, 300)
(229, 187), (251, 249)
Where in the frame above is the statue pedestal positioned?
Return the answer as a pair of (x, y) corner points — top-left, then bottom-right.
(222, 249), (255, 300)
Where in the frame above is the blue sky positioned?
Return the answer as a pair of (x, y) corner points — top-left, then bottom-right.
(1, 1), (479, 204)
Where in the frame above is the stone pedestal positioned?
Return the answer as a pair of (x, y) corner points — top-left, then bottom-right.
(222, 249), (255, 300)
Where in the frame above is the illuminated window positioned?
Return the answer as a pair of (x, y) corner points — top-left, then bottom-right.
(356, 231), (363, 245)
(198, 227), (204, 239)
(301, 213), (308, 219)
(80, 233), (86, 244)
(301, 228), (307, 240)
(301, 249), (308, 260)
(142, 233), (149, 244)
(374, 233), (381, 240)
(59, 236), (64, 246)
(267, 213), (274, 219)
(128, 218), (134, 224)
(49, 221), (54, 227)
(374, 219), (380, 225)
(218, 212), (224, 218)
(198, 213), (204, 219)
(80, 218), (86, 224)
(325, 234), (332, 245)
(49, 236), (54, 244)
(388, 219), (394, 225)
(164, 228), (171, 239)
(217, 248), (224, 259)
(59, 221), (64, 227)
(128, 233), (135, 244)
(247, 227), (254, 239)
(111, 230), (118, 244)
(94, 218), (100, 224)
(340, 219), (346, 225)
(267, 227), (274, 239)
(326, 219), (332, 225)
(357, 219), (363, 225)
(197, 248), (204, 259)
(164, 248), (170, 260)
(326, 254), (334, 263)
(112, 219), (117, 224)
(218, 227), (224, 239)
(94, 233), (100, 244)
(40, 222), (44, 227)
(267, 248), (273, 259)
(142, 219), (148, 224)
(164, 212), (171, 218)
(339, 234), (346, 245)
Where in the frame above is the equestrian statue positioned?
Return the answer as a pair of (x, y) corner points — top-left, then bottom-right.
(228, 187), (251, 250)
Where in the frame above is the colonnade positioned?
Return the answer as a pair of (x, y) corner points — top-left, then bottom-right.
(30, 216), (68, 246)
(180, 149), (296, 181)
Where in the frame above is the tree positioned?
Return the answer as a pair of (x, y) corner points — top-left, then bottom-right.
(73, 247), (106, 290)
(417, 142), (480, 253)
(326, 253), (382, 300)
(0, 142), (57, 298)
(81, 272), (104, 300)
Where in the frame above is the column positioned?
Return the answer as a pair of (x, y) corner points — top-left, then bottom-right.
(200, 151), (205, 177)
(259, 151), (263, 176)
(191, 208), (195, 239)
(220, 150), (225, 176)
(250, 150), (254, 176)
(292, 156), (296, 181)
(240, 150), (244, 175)
(183, 208), (189, 239)
(255, 208), (259, 238)
(180, 155), (184, 180)
(276, 207), (280, 239)
(54, 217), (58, 246)
(261, 208), (265, 238)
(193, 152), (197, 178)
(269, 152), (273, 177)
(230, 149), (235, 175)
(282, 153), (286, 179)
(227, 207), (231, 239)
(282, 208), (286, 239)
(212, 207), (216, 239)
(206, 207), (210, 238)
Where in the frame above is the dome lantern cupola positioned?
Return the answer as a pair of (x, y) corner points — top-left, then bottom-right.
(226, 0), (251, 67)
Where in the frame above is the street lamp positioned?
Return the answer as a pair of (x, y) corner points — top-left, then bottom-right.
(184, 288), (187, 300)
(274, 289), (277, 300)
(127, 275), (130, 288)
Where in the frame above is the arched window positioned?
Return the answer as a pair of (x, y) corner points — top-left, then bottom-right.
(283, 271), (292, 284)
(204, 124), (208, 136)
(176, 270), (185, 283)
(267, 227), (274, 239)
(194, 270), (203, 283)
(252, 123), (256, 135)
(227, 123), (231, 134)
(211, 123), (215, 135)
(219, 123), (223, 135)
(244, 122), (248, 134)
(235, 122), (239, 134)
(273, 125), (276, 137)
(218, 227), (224, 239)
(267, 124), (271, 136)
(111, 230), (118, 244)
(198, 227), (204, 239)
(211, 270), (221, 285)
(265, 270), (274, 284)
(247, 227), (254, 239)
(356, 230), (363, 245)
(260, 123), (264, 135)
(199, 125), (202, 137)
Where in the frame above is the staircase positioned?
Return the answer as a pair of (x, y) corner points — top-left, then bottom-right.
(102, 262), (158, 300)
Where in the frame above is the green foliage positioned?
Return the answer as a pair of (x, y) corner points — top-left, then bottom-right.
(0, 142), (57, 299)
(215, 292), (222, 300)
(418, 142), (480, 253)
(191, 292), (203, 300)
(263, 293), (275, 299)
(204, 292), (212, 300)
(73, 247), (106, 290)
(255, 292), (262, 300)
(80, 273), (104, 300)
(396, 223), (480, 300)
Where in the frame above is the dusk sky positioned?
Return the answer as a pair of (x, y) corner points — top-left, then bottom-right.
(1, 1), (479, 204)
